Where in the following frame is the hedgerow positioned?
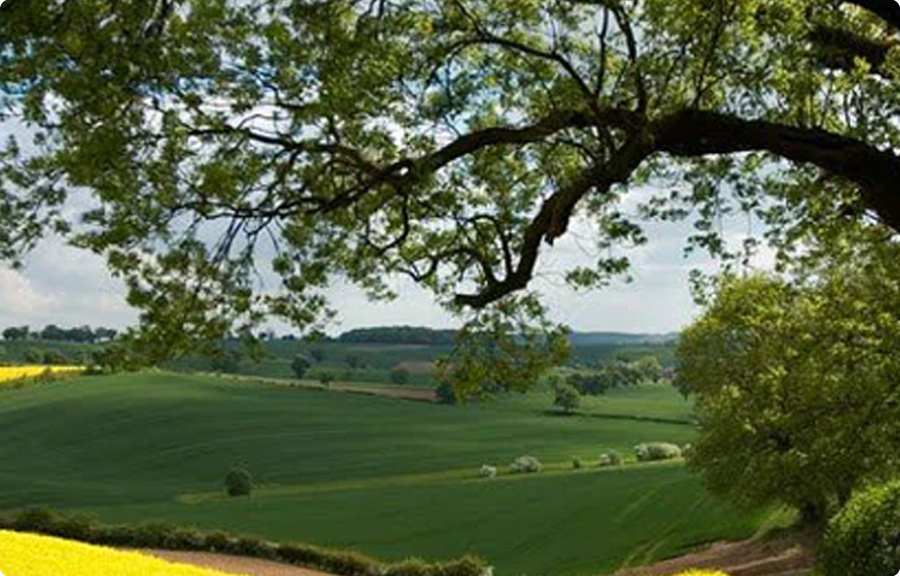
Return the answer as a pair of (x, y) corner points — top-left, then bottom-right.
(0, 508), (489, 576)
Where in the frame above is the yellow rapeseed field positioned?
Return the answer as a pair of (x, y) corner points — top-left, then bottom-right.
(0, 365), (83, 386)
(0, 530), (249, 576)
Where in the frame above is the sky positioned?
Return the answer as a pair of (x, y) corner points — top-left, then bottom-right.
(0, 209), (769, 336)
(0, 70), (772, 337)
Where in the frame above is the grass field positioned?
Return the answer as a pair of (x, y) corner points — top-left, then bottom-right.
(0, 371), (766, 575)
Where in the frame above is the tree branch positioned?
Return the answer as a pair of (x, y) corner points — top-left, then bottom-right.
(810, 24), (896, 77)
(653, 109), (900, 231)
(842, 0), (900, 31)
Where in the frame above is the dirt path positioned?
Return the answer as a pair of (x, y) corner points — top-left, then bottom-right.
(613, 529), (817, 576)
(139, 549), (338, 576)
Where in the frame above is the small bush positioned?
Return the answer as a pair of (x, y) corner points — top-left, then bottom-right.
(479, 465), (497, 478)
(435, 381), (457, 405)
(509, 455), (542, 474)
(819, 479), (900, 576)
(204, 530), (233, 552)
(634, 442), (682, 462)
(390, 367), (411, 385)
(572, 457), (582, 469)
(598, 451), (622, 467)
(225, 467), (253, 497)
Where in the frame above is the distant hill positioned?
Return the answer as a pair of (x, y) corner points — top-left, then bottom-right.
(567, 331), (679, 346)
(336, 325), (677, 346)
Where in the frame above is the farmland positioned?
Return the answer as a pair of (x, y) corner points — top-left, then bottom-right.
(0, 369), (771, 576)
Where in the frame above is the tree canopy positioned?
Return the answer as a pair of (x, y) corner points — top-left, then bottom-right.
(2, 0), (899, 370)
(676, 252), (900, 523)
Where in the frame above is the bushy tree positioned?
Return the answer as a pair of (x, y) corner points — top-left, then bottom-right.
(318, 371), (335, 387)
(23, 348), (42, 364)
(290, 354), (311, 379)
(210, 348), (242, 374)
(224, 467), (253, 497)
(42, 349), (68, 365)
(435, 381), (457, 405)
(390, 366), (411, 385)
(2, 326), (29, 341)
(90, 344), (142, 374)
(553, 382), (581, 414)
(677, 255), (900, 523)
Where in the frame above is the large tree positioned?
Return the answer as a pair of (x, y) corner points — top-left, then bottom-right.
(1, 0), (899, 370)
(676, 253), (900, 524)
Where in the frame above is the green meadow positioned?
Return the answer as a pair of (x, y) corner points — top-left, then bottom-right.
(0, 371), (767, 575)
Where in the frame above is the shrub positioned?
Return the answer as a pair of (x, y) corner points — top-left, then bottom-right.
(225, 467), (253, 497)
(553, 382), (581, 414)
(598, 451), (622, 467)
(42, 349), (68, 365)
(818, 479), (900, 576)
(291, 355), (311, 379)
(319, 372), (335, 386)
(634, 442), (682, 462)
(479, 465), (497, 478)
(435, 381), (457, 405)
(572, 457), (582, 469)
(390, 367), (411, 385)
(509, 455), (542, 474)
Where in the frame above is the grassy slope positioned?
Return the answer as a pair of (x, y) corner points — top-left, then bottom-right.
(0, 372), (762, 576)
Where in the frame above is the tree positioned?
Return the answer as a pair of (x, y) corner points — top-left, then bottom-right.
(290, 354), (311, 379)
(633, 356), (663, 383)
(390, 366), (411, 385)
(93, 327), (118, 342)
(318, 371), (335, 387)
(310, 348), (326, 363)
(2, 326), (29, 341)
(39, 325), (66, 342)
(553, 382), (581, 414)
(23, 348), (42, 364)
(676, 259), (900, 524)
(3, 0), (900, 386)
(210, 348), (242, 373)
(567, 372), (612, 396)
(42, 349), (68, 365)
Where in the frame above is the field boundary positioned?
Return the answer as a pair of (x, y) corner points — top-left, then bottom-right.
(188, 371), (438, 403)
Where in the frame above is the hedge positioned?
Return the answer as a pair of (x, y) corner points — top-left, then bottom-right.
(0, 508), (489, 576)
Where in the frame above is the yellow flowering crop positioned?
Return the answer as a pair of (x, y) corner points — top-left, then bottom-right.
(0, 530), (249, 576)
(0, 365), (83, 386)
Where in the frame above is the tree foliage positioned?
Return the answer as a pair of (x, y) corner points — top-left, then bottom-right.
(2, 0), (900, 389)
(676, 254), (900, 523)
(552, 381), (581, 414)
(290, 354), (311, 378)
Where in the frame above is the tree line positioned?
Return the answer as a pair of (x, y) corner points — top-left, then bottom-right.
(337, 326), (458, 346)
(2, 325), (119, 343)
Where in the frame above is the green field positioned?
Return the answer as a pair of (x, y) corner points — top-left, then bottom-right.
(0, 372), (765, 575)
